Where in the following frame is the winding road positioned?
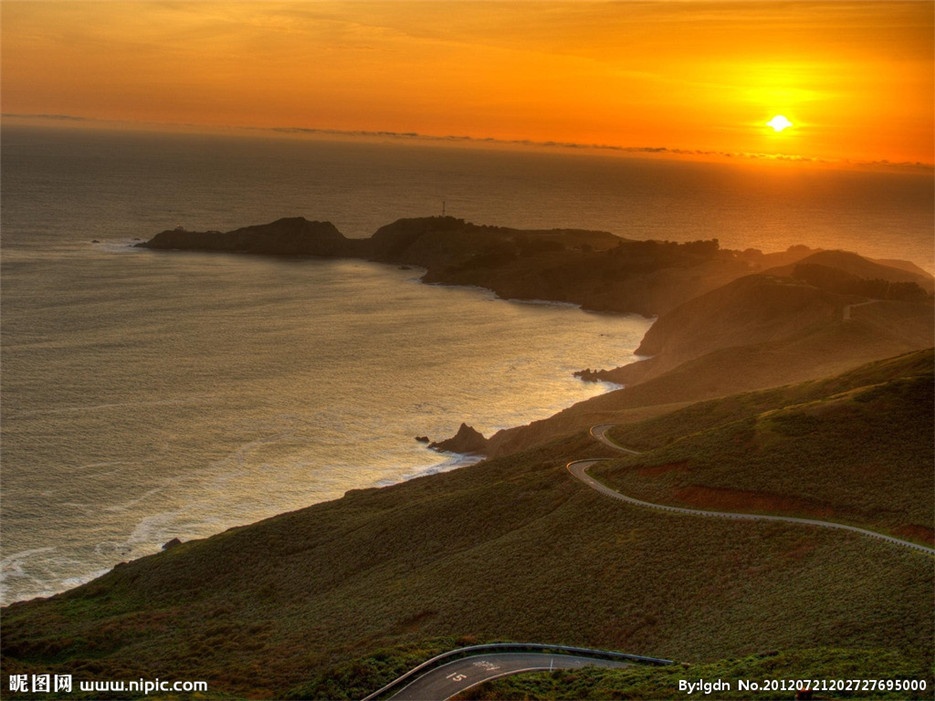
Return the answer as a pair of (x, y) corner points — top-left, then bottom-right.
(363, 643), (672, 701)
(842, 298), (880, 321)
(573, 425), (935, 556)
(384, 652), (630, 701)
(363, 423), (931, 700)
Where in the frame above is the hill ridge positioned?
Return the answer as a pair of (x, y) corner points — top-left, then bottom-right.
(138, 215), (932, 317)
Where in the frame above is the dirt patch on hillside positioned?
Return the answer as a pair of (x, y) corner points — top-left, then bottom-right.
(637, 460), (691, 477)
(673, 485), (835, 519)
(893, 524), (935, 546)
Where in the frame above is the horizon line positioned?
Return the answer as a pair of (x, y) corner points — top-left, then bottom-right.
(3, 112), (933, 173)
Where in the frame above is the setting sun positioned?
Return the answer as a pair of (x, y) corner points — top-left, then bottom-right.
(767, 115), (793, 132)
(2, 1), (932, 165)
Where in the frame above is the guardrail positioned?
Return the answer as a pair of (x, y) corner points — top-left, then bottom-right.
(360, 642), (674, 701)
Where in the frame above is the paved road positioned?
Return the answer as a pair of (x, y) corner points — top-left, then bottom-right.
(590, 424), (641, 453)
(367, 422), (929, 700)
(574, 425), (935, 556)
(385, 652), (630, 701)
(843, 299), (880, 321)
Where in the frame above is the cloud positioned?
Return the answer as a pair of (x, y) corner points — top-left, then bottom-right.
(5, 112), (931, 172)
(3, 113), (89, 122)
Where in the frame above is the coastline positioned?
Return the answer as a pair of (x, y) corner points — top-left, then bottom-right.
(3, 218), (932, 699)
(2, 241), (649, 606)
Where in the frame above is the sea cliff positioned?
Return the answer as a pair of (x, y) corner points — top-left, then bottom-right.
(139, 215), (757, 316)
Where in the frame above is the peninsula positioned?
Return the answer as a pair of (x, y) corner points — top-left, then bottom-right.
(138, 215), (843, 316)
(139, 216), (932, 318)
(140, 216), (934, 453)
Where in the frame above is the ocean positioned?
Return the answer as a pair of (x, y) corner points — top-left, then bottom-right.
(1, 125), (932, 605)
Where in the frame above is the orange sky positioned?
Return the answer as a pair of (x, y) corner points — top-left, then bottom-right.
(3, 1), (933, 165)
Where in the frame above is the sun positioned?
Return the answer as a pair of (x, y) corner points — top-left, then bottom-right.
(767, 115), (793, 132)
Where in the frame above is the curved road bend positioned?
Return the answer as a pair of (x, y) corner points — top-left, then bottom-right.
(843, 299), (880, 321)
(385, 652), (630, 701)
(576, 426), (935, 556)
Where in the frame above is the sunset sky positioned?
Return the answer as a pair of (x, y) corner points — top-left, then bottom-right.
(3, 1), (933, 165)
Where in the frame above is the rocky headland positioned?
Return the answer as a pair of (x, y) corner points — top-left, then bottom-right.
(140, 215), (934, 457)
(140, 216), (933, 319)
(140, 216), (364, 257)
(428, 423), (488, 454)
(139, 215), (775, 316)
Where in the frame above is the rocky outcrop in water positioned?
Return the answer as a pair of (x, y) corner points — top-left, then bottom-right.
(429, 423), (488, 455)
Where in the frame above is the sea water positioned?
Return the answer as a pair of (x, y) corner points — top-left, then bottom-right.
(2, 126), (932, 604)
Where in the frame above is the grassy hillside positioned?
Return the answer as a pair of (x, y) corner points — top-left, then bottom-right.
(594, 349), (934, 542)
(633, 274), (845, 360)
(486, 295), (933, 459)
(603, 349), (934, 451)
(594, 274), (933, 388)
(287, 644), (932, 700)
(765, 249), (935, 294)
(577, 250), (933, 394)
(3, 354), (933, 699)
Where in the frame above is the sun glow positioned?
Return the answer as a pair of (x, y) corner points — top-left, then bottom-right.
(767, 115), (793, 132)
(1, 2), (932, 164)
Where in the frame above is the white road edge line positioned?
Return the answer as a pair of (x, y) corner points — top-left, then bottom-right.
(572, 425), (935, 556)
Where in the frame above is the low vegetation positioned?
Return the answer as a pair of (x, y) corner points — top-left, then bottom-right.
(596, 350), (933, 541)
(3, 353), (932, 698)
(793, 262), (929, 301)
(283, 637), (463, 701)
(282, 644), (933, 700)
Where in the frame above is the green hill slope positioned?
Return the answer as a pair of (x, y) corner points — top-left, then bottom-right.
(2, 354), (932, 699)
(484, 288), (933, 460)
(595, 349), (934, 543)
